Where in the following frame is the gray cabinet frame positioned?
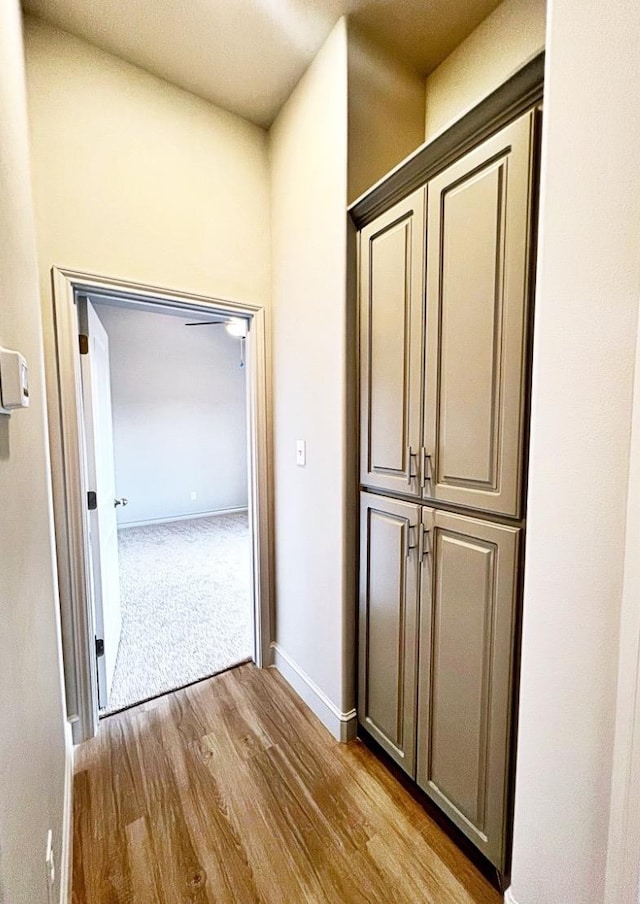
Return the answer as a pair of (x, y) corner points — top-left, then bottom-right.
(353, 53), (544, 877)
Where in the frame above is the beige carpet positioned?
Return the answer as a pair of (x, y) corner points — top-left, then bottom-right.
(106, 512), (252, 713)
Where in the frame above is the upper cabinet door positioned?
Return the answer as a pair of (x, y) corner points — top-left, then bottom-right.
(360, 187), (426, 496)
(416, 510), (520, 869)
(423, 111), (537, 517)
(358, 492), (420, 777)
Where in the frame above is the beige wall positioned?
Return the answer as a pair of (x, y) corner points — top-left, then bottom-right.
(606, 292), (640, 902)
(424, 0), (546, 141)
(21, 13), (640, 904)
(24, 11), (272, 729)
(509, 0), (640, 902)
(23, 17), (271, 309)
(94, 304), (248, 527)
(23, 16), (272, 729)
(0, 4), (69, 903)
(347, 24), (425, 203)
(269, 18), (352, 726)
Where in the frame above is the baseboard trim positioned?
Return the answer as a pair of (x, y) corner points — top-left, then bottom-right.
(60, 720), (74, 904)
(270, 642), (357, 743)
(504, 888), (519, 904)
(118, 506), (248, 530)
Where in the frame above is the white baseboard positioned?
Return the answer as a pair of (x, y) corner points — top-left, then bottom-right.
(60, 720), (74, 904)
(270, 642), (357, 743)
(118, 506), (248, 530)
(504, 888), (519, 904)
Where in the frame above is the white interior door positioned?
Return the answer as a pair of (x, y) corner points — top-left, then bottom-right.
(79, 298), (122, 709)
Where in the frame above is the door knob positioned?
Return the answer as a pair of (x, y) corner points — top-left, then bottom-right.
(114, 497), (128, 507)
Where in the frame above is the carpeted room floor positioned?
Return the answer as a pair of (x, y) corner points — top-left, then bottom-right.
(106, 511), (252, 713)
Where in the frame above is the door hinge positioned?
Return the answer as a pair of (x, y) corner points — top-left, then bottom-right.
(95, 637), (104, 658)
(87, 490), (97, 510)
(79, 334), (89, 355)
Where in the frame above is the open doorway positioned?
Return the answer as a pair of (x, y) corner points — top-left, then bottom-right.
(48, 268), (272, 743)
(80, 295), (253, 714)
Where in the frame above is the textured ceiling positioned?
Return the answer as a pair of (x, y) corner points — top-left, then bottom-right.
(22, 0), (503, 127)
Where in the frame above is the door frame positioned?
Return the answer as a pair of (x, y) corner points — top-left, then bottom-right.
(48, 266), (273, 744)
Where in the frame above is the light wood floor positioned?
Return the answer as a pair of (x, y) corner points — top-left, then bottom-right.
(73, 664), (501, 904)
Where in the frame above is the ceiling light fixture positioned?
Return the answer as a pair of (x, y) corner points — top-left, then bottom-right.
(226, 318), (247, 338)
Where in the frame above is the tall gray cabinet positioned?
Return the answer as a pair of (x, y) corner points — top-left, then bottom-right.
(354, 61), (542, 873)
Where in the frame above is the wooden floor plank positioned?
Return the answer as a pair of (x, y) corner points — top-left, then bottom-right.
(125, 817), (164, 904)
(127, 709), (213, 904)
(73, 664), (501, 904)
(162, 694), (264, 903)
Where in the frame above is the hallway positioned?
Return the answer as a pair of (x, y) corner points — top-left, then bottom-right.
(73, 665), (500, 903)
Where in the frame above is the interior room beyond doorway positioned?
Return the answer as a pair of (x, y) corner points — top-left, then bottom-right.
(88, 299), (254, 714)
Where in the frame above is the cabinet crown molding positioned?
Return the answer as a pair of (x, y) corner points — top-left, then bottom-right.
(349, 52), (544, 229)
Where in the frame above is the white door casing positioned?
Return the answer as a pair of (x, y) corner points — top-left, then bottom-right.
(49, 267), (273, 744)
(78, 298), (122, 709)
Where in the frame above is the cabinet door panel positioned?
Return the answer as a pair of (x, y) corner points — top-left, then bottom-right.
(424, 111), (536, 516)
(358, 492), (420, 775)
(360, 188), (426, 496)
(416, 510), (519, 869)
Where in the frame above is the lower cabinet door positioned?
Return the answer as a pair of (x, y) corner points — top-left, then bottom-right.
(358, 492), (420, 776)
(416, 509), (520, 869)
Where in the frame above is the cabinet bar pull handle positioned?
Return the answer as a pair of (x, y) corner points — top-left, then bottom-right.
(421, 447), (432, 488)
(406, 524), (417, 558)
(407, 446), (417, 485)
(421, 526), (430, 561)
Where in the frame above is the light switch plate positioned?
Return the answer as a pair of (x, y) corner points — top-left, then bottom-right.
(296, 440), (306, 467)
(0, 346), (29, 413)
